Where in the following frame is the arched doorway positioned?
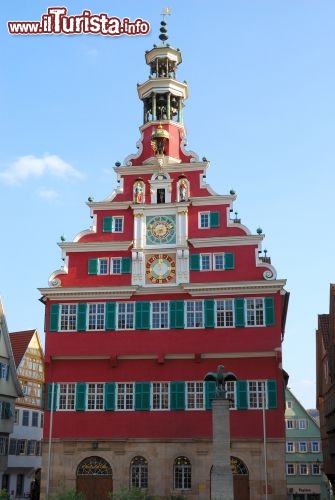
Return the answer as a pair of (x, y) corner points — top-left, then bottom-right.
(210, 456), (249, 500)
(76, 456), (113, 500)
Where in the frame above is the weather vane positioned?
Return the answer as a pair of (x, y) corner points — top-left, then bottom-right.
(161, 7), (172, 21)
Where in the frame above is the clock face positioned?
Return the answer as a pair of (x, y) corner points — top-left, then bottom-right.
(146, 215), (176, 245)
(146, 254), (176, 284)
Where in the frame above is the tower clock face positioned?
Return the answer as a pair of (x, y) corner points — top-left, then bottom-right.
(146, 215), (176, 245)
(146, 254), (176, 284)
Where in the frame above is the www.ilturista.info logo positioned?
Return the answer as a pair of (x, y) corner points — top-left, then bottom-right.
(7, 7), (151, 36)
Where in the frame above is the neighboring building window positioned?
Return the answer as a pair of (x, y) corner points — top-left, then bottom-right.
(0, 401), (12, 420)
(32, 411), (39, 427)
(40, 413), (44, 428)
(17, 439), (27, 455)
(14, 409), (19, 424)
(88, 303), (105, 330)
(200, 254), (211, 271)
(130, 456), (148, 489)
(87, 383), (104, 410)
(298, 419), (307, 429)
(312, 463), (321, 475)
(111, 258), (122, 274)
(1, 474), (9, 491)
(287, 463), (295, 475)
(16, 474), (24, 496)
(151, 302), (169, 329)
(299, 442), (307, 453)
(246, 298), (265, 326)
(226, 381), (236, 409)
(213, 253), (224, 270)
(186, 301), (203, 328)
(27, 440), (37, 455)
(286, 419), (294, 429)
(311, 441), (320, 452)
(117, 383), (134, 410)
(22, 410), (29, 426)
(117, 303), (135, 330)
(113, 216), (124, 232)
(9, 439), (17, 455)
(286, 400), (293, 409)
(60, 304), (77, 331)
(286, 441), (294, 453)
(187, 382), (204, 410)
(248, 381), (266, 409)
(58, 383), (76, 410)
(216, 299), (234, 327)
(174, 456), (191, 489)
(299, 463), (308, 475)
(0, 437), (8, 455)
(0, 363), (8, 379)
(152, 382), (169, 410)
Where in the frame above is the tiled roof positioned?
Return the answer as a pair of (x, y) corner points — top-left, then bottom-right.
(9, 330), (36, 368)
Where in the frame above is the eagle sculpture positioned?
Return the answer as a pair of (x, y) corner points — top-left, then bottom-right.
(204, 365), (237, 398)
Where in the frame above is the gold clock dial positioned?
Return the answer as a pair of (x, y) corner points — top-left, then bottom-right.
(146, 254), (176, 284)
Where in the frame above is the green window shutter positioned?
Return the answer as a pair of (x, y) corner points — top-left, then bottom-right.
(121, 257), (131, 274)
(205, 381), (216, 409)
(190, 254), (200, 271)
(210, 211), (220, 228)
(170, 382), (185, 410)
(267, 380), (277, 409)
(170, 301), (184, 329)
(135, 302), (150, 329)
(236, 380), (248, 410)
(47, 383), (58, 411)
(104, 382), (115, 411)
(105, 302), (116, 330)
(224, 253), (235, 270)
(135, 382), (151, 410)
(265, 297), (275, 326)
(103, 217), (113, 232)
(77, 303), (87, 331)
(234, 298), (245, 327)
(88, 258), (98, 275)
(76, 383), (86, 411)
(204, 299), (215, 328)
(49, 304), (60, 332)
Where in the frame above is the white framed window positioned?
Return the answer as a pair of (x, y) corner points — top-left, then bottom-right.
(151, 302), (169, 329)
(152, 382), (169, 410)
(111, 258), (122, 274)
(58, 383), (75, 411)
(131, 456), (148, 489)
(17, 439), (27, 455)
(174, 456), (191, 489)
(198, 212), (210, 228)
(299, 442), (307, 453)
(213, 253), (224, 270)
(88, 303), (105, 331)
(311, 441), (320, 452)
(286, 441), (294, 453)
(113, 216), (124, 233)
(246, 298), (265, 326)
(87, 383), (104, 411)
(0, 363), (8, 379)
(186, 301), (203, 328)
(312, 463), (321, 475)
(27, 440), (37, 455)
(299, 463), (308, 475)
(216, 299), (234, 327)
(98, 258), (109, 275)
(22, 410), (29, 426)
(298, 419), (307, 429)
(248, 381), (266, 409)
(60, 304), (77, 331)
(117, 383), (134, 410)
(186, 382), (204, 410)
(286, 419), (294, 429)
(32, 412), (38, 427)
(200, 254), (211, 271)
(117, 303), (135, 330)
(287, 463), (295, 475)
(226, 381), (236, 409)
(14, 409), (19, 424)
(286, 400), (293, 409)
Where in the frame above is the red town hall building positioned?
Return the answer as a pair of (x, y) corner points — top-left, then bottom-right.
(39, 20), (289, 500)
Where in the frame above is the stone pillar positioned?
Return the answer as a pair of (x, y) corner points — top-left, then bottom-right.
(211, 398), (234, 500)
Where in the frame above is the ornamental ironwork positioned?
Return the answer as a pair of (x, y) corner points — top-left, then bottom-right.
(77, 456), (112, 476)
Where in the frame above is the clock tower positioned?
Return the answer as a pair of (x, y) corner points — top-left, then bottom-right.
(40, 14), (289, 500)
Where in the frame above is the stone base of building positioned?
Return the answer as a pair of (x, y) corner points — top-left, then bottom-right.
(40, 437), (286, 500)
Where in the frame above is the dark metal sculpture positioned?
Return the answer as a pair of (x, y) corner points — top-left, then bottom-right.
(204, 364), (237, 398)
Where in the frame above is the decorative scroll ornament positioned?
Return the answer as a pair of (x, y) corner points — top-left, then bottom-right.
(263, 270), (275, 280)
(50, 278), (61, 287)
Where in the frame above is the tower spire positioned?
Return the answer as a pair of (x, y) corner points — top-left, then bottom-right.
(159, 7), (171, 44)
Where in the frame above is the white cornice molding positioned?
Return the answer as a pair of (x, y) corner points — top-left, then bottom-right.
(86, 201), (131, 210)
(113, 161), (208, 176)
(188, 235), (263, 247)
(190, 195), (236, 206)
(58, 241), (133, 253)
(38, 286), (137, 301)
(181, 280), (287, 296)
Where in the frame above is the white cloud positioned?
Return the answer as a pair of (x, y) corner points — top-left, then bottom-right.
(0, 154), (84, 184)
(36, 187), (61, 202)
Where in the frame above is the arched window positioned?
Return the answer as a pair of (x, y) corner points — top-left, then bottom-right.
(174, 456), (191, 490)
(230, 456), (249, 475)
(130, 456), (148, 489)
(77, 456), (112, 476)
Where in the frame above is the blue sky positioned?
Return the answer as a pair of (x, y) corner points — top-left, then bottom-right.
(1, 1), (334, 409)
